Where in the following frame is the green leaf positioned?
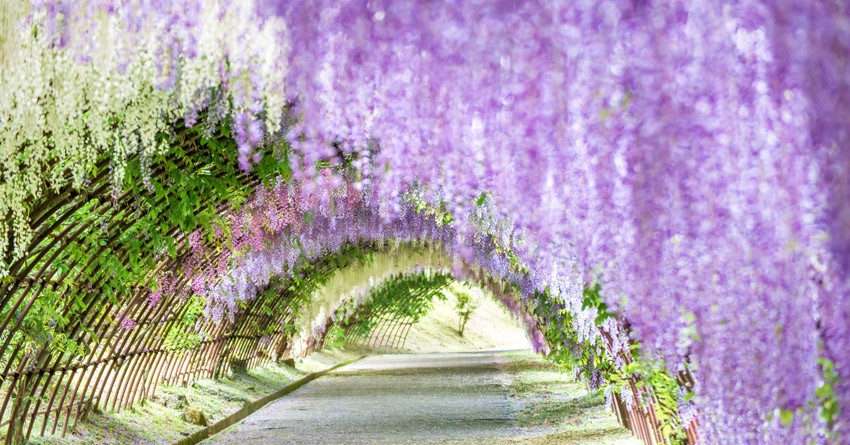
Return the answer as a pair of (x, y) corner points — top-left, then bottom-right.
(815, 384), (832, 399)
(779, 409), (794, 427)
(595, 303), (611, 324)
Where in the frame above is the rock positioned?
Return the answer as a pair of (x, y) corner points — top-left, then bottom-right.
(230, 359), (248, 373)
(165, 394), (188, 410)
(181, 407), (208, 426)
(222, 393), (248, 403)
(281, 358), (296, 367)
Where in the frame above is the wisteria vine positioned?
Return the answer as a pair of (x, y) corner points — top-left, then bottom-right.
(2, 1), (849, 443)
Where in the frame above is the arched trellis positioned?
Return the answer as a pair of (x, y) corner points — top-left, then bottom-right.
(0, 228), (434, 445)
(0, 116), (453, 442)
(0, 206), (696, 445)
(1, 215), (439, 442)
(0, 132), (451, 444)
(0, 125), (696, 445)
(339, 271), (453, 350)
(327, 265), (700, 445)
(0, 126), (273, 443)
(2, 2), (848, 443)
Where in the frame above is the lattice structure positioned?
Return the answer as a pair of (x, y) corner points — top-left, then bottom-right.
(342, 273), (452, 350)
(0, 126), (377, 444)
(0, 130), (256, 443)
(0, 235), (386, 445)
(0, 128), (695, 445)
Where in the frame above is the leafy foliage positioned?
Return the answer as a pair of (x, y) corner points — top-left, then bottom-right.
(336, 271), (452, 342)
(450, 284), (479, 337)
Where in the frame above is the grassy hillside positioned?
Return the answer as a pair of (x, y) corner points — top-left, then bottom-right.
(400, 290), (531, 352)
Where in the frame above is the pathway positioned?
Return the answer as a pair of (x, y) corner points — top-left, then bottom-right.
(203, 350), (635, 444)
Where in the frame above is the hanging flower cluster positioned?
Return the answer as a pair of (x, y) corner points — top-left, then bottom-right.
(190, 179), (454, 321)
(0, 0), (287, 269)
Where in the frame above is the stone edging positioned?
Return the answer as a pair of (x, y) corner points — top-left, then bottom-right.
(171, 356), (366, 445)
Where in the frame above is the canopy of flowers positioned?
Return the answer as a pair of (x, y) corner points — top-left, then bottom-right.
(1, 1), (849, 443)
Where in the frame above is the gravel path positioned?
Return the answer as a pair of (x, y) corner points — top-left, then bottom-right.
(204, 351), (541, 444)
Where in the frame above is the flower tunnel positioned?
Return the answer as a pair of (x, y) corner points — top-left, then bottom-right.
(2, 1), (850, 444)
(0, 127), (664, 443)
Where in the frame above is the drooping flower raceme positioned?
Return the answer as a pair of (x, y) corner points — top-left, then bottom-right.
(0, 0), (288, 267)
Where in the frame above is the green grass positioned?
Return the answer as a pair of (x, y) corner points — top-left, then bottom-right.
(499, 350), (641, 445)
(399, 292), (531, 352)
(27, 349), (358, 445)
